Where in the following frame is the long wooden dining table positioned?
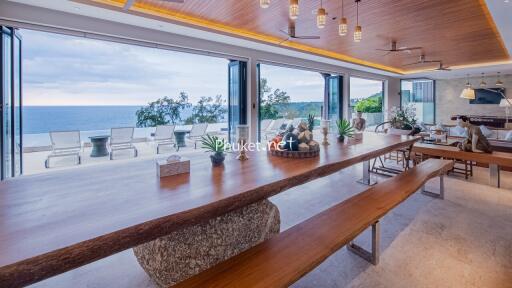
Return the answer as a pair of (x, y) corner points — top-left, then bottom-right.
(0, 133), (418, 287)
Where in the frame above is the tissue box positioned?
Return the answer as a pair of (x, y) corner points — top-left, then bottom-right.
(156, 158), (190, 177)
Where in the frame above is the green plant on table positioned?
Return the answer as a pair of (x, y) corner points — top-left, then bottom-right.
(200, 135), (226, 154)
(308, 114), (316, 132)
(336, 119), (355, 141)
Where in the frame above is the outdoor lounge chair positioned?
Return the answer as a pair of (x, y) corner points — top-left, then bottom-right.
(260, 119), (272, 133)
(110, 127), (138, 160)
(264, 118), (286, 139)
(188, 123), (208, 149)
(45, 130), (82, 168)
(154, 125), (176, 154)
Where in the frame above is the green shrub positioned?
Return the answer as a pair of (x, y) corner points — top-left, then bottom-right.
(354, 96), (382, 113)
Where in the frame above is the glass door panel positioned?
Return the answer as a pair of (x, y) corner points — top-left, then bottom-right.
(228, 60), (247, 143)
(13, 31), (22, 176)
(327, 75), (343, 125)
(1, 27), (22, 179)
(401, 79), (435, 124)
(2, 29), (12, 178)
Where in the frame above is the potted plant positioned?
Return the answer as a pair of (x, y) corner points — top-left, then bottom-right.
(388, 105), (417, 135)
(307, 114), (315, 133)
(200, 134), (226, 166)
(336, 119), (355, 142)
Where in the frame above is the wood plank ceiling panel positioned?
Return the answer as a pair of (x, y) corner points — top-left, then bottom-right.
(79, 0), (509, 73)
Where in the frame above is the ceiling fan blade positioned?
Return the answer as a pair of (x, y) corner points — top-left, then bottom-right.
(403, 62), (421, 66)
(279, 37), (291, 44)
(398, 47), (422, 51)
(123, 0), (135, 10)
(375, 49), (392, 52)
(279, 29), (290, 36)
(295, 36), (320, 39)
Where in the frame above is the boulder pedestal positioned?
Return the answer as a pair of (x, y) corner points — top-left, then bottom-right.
(133, 199), (280, 287)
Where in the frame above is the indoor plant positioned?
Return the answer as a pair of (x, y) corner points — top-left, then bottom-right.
(308, 114), (315, 132)
(388, 105), (417, 133)
(200, 134), (226, 166)
(336, 119), (355, 142)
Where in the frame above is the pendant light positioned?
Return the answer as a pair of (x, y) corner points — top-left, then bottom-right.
(354, 0), (362, 42)
(460, 74), (475, 100)
(480, 72), (487, 87)
(289, 0), (299, 19)
(496, 72), (504, 86)
(316, 0), (327, 28)
(259, 0), (270, 8)
(338, 0), (348, 36)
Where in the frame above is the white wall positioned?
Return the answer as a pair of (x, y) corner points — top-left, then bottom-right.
(0, 0), (402, 141)
(436, 74), (512, 125)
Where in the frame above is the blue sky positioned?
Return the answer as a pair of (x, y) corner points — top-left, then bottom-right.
(22, 29), (381, 106)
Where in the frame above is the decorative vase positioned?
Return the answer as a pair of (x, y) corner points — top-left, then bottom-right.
(210, 152), (225, 166)
(337, 135), (345, 143)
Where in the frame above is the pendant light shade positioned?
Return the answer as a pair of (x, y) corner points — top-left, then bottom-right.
(338, 0), (347, 36)
(465, 74), (471, 88)
(259, 0), (270, 8)
(339, 17), (348, 36)
(496, 72), (504, 86)
(317, 7), (327, 28)
(354, 25), (362, 42)
(289, 0), (299, 19)
(460, 88), (476, 100)
(480, 73), (487, 87)
(461, 74), (475, 100)
(354, 0), (362, 42)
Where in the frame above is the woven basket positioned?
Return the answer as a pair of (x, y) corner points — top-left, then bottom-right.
(268, 147), (320, 158)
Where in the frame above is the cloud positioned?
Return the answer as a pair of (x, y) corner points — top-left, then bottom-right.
(22, 29), (229, 105)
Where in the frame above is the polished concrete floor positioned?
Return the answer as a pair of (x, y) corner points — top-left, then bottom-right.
(30, 163), (512, 288)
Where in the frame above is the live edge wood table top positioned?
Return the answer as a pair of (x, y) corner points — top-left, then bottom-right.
(0, 133), (418, 287)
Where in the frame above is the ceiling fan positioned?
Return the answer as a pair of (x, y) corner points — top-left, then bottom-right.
(376, 41), (422, 56)
(123, 0), (184, 10)
(403, 55), (441, 66)
(431, 62), (451, 71)
(279, 23), (320, 43)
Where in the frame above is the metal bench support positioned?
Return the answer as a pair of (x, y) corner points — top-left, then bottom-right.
(347, 221), (380, 265)
(357, 160), (377, 186)
(421, 175), (445, 199)
(489, 164), (500, 188)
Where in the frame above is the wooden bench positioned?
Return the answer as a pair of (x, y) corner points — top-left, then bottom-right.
(172, 159), (453, 288)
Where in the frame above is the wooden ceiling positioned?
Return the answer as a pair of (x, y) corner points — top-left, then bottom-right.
(80, 0), (509, 74)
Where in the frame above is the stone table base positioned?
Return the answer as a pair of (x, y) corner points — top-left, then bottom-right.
(133, 199), (280, 287)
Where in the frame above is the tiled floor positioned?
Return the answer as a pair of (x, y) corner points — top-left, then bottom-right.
(29, 161), (512, 288)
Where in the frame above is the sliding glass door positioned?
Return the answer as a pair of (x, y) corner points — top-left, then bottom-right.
(327, 75), (343, 124)
(401, 79), (435, 124)
(1, 27), (22, 179)
(228, 60), (247, 143)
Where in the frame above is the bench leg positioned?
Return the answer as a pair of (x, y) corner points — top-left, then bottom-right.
(347, 221), (380, 265)
(489, 164), (500, 188)
(357, 160), (377, 186)
(421, 175), (445, 199)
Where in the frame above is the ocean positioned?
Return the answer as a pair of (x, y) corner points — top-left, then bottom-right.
(22, 106), (195, 134)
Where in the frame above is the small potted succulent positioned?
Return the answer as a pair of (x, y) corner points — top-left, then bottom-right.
(336, 119), (355, 142)
(200, 134), (226, 166)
